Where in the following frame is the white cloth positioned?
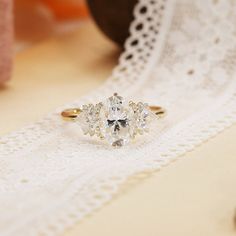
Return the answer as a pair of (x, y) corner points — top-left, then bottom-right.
(0, 0), (236, 235)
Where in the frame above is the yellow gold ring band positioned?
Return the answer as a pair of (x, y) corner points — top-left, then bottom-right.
(61, 106), (166, 121)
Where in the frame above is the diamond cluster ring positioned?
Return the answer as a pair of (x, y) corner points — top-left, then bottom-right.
(61, 93), (166, 147)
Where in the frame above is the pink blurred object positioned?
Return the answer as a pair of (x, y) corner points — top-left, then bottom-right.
(0, 0), (13, 84)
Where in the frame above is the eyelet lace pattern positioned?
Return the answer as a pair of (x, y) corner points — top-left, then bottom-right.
(1, 0), (236, 235)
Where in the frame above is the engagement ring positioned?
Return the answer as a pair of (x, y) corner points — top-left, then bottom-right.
(61, 93), (166, 147)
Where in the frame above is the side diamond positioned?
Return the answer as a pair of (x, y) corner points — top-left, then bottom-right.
(129, 101), (152, 135)
(77, 103), (101, 136)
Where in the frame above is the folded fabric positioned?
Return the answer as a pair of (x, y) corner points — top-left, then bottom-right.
(0, 0), (13, 84)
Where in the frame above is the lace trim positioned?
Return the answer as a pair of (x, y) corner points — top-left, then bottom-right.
(4, 88), (235, 236)
(1, 0), (236, 235)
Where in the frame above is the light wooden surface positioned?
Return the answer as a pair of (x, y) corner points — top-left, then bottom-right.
(0, 21), (236, 236)
(0, 21), (118, 135)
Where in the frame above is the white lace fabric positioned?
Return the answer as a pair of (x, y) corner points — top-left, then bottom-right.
(1, 0), (236, 235)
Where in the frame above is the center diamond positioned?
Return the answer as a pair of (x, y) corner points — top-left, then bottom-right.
(99, 93), (134, 147)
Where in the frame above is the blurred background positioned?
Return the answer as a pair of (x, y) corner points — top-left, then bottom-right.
(15, 0), (89, 51)
(14, 0), (137, 50)
(0, 0), (137, 132)
(0, 0), (137, 83)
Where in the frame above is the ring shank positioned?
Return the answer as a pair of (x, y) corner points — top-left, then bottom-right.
(149, 106), (166, 117)
(61, 108), (82, 120)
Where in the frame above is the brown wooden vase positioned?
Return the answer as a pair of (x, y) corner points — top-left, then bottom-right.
(87, 0), (137, 46)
